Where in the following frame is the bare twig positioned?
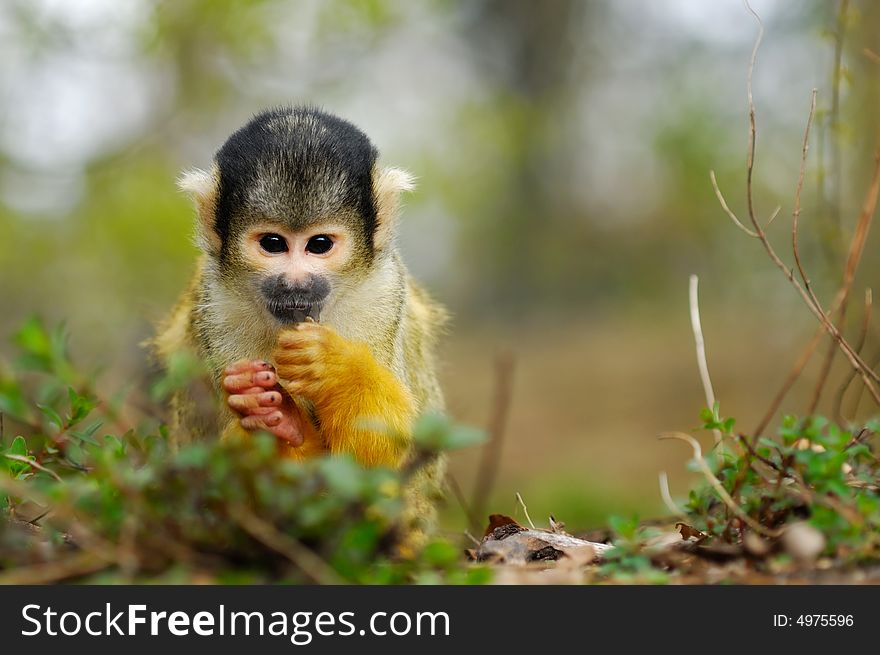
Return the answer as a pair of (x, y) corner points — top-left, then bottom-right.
(689, 275), (722, 446)
(790, 89), (818, 295)
(658, 471), (689, 520)
(515, 491), (536, 530)
(471, 352), (515, 529)
(826, 0), (850, 241)
(3, 454), (63, 483)
(228, 505), (342, 585)
(709, 171), (758, 237)
(811, 148), (880, 409)
(0, 551), (109, 585)
(714, 3), (880, 420)
(658, 431), (781, 537)
(757, 147), (880, 432)
(754, 325), (825, 437)
(850, 351), (880, 418)
(834, 288), (874, 423)
(447, 473), (480, 535)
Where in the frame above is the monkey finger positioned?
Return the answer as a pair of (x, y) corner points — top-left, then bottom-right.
(222, 370), (277, 393)
(279, 378), (322, 397)
(274, 365), (319, 385)
(241, 411), (284, 430)
(240, 405), (278, 417)
(240, 412), (304, 447)
(223, 359), (273, 376)
(277, 329), (322, 349)
(269, 420), (305, 446)
(228, 391), (284, 412)
(274, 343), (322, 361)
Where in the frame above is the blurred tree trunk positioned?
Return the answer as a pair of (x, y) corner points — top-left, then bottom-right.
(459, 0), (602, 313)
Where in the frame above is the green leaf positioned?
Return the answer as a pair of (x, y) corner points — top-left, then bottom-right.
(0, 378), (29, 420)
(412, 413), (485, 451)
(37, 404), (64, 431)
(69, 420), (103, 446)
(319, 456), (364, 500)
(8, 435), (27, 458)
(14, 316), (52, 363)
(4, 436), (31, 476)
(67, 387), (97, 425)
(421, 540), (460, 568)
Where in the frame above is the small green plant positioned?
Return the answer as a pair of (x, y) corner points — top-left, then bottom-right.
(0, 318), (489, 584)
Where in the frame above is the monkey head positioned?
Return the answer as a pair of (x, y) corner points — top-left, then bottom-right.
(178, 106), (414, 325)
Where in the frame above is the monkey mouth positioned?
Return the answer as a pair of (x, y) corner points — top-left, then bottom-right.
(266, 301), (321, 325)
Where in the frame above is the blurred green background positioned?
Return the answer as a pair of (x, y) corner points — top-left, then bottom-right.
(1, 0), (879, 534)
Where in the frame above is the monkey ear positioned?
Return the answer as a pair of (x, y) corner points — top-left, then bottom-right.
(178, 165), (221, 255)
(372, 166), (416, 250)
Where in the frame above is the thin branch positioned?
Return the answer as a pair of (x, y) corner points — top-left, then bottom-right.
(658, 471), (689, 520)
(754, 325), (825, 437)
(515, 491), (536, 529)
(0, 551), (109, 585)
(228, 505), (342, 585)
(688, 275), (721, 446)
(791, 89), (819, 295)
(709, 170), (758, 237)
(834, 288), (874, 423)
(658, 432), (781, 537)
(811, 149), (880, 411)
(3, 454), (63, 483)
(826, 0), (850, 240)
(743, 0), (763, 236)
(713, 3), (880, 416)
(757, 150), (880, 432)
(447, 473), (479, 535)
(850, 351), (880, 419)
(471, 352), (515, 528)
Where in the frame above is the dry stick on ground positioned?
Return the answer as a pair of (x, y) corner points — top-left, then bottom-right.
(833, 289), (874, 423)
(515, 491), (536, 530)
(447, 473), (480, 535)
(0, 551), (110, 585)
(658, 432), (781, 538)
(658, 471), (689, 520)
(228, 505), (342, 585)
(712, 3), (880, 432)
(689, 275), (722, 447)
(469, 352), (515, 532)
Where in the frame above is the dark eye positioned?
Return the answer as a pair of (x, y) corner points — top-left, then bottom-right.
(259, 233), (288, 254)
(305, 235), (334, 255)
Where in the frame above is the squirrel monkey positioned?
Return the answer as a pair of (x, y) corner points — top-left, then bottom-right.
(154, 107), (446, 544)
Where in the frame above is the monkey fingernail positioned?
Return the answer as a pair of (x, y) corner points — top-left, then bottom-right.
(259, 392), (281, 406)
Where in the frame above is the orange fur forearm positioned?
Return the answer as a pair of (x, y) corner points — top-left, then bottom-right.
(274, 324), (414, 468)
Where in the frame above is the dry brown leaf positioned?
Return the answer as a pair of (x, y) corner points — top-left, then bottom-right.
(676, 522), (707, 541)
(483, 513), (522, 537)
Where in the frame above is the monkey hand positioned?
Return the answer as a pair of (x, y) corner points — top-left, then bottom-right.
(222, 359), (310, 446)
(273, 323), (414, 468)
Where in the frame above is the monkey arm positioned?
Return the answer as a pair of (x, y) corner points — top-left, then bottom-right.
(273, 323), (414, 468)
